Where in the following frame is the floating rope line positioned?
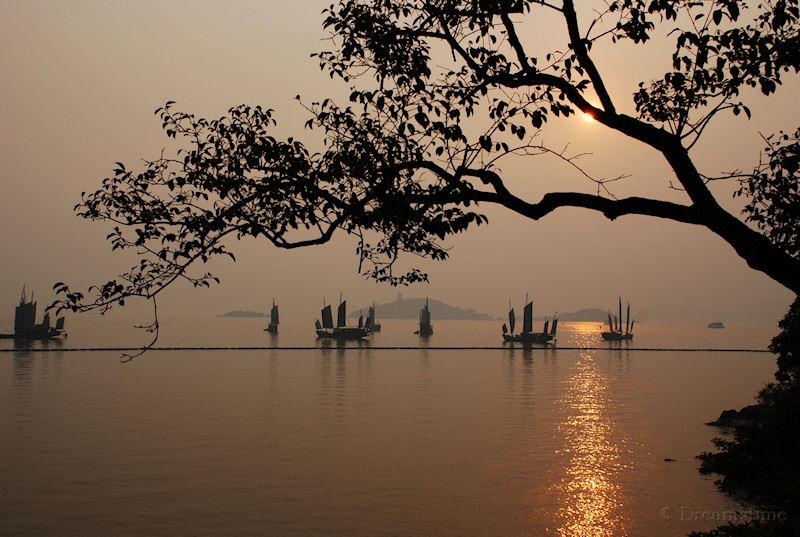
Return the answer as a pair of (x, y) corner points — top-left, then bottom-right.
(0, 346), (771, 353)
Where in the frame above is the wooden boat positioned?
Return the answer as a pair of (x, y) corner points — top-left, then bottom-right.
(414, 297), (433, 336)
(366, 304), (381, 332)
(601, 296), (634, 341)
(502, 296), (556, 344)
(315, 296), (369, 340)
(263, 300), (279, 334)
(0, 287), (66, 340)
(707, 321), (725, 329)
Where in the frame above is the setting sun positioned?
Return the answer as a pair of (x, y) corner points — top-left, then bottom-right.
(581, 112), (595, 122)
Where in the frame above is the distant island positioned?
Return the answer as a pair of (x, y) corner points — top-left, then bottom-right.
(219, 310), (266, 318)
(350, 295), (494, 320)
(534, 308), (608, 322)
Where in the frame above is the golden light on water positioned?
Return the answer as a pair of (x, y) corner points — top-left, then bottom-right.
(555, 353), (626, 536)
(569, 321), (604, 336)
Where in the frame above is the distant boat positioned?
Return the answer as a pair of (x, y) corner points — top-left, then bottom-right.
(707, 321), (725, 329)
(315, 295), (369, 340)
(502, 295), (556, 344)
(264, 300), (279, 334)
(366, 303), (381, 332)
(0, 286), (66, 340)
(414, 297), (433, 336)
(601, 296), (634, 341)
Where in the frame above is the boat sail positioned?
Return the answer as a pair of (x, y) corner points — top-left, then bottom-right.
(601, 296), (634, 341)
(321, 302), (334, 329)
(366, 303), (381, 332)
(502, 295), (556, 344)
(264, 299), (279, 334)
(0, 286), (66, 340)
(337, 299), (346, 328)
(315, 296), (369, 340)
(414, 297), (433, 336)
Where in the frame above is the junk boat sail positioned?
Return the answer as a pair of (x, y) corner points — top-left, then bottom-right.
(601, 296), (634, 341)
(315, 295), (369, 340)
(0, 286), (66, 340)
(366, 303), (381, 332)
(502, 296), (557, 344)
(264, 300), (279, 334)
(414, 298), (433, 336)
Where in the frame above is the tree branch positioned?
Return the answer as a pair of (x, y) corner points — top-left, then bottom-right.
(562, 0), (616, 114)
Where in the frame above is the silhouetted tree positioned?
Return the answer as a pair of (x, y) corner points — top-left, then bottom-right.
(54, 1), (800, 315)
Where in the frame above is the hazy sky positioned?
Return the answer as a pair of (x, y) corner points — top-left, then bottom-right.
(0, 0), (796, 326)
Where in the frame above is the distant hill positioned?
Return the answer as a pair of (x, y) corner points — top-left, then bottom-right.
(350, 296), (494, 320)
(219, 310), (266, 318)
(534, 308), (608, 322)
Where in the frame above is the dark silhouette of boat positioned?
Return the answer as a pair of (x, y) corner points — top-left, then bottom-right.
(366, 303), (381, 332)
(601, 296), (634, 341)
(707, 321), (725, 329)
(315, 295), (369, 340)
(502, 296), (557, 344)
(414, 297), (433, 336)
(0, 287), (66, 340)
(264, 300), (279, 334)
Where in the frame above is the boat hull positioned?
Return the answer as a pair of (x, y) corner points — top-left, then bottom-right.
(0, 330), (65, 340)
(316, 327), (370, 340)
(601, 331), (633, 341)
(503, 332), (553, 344)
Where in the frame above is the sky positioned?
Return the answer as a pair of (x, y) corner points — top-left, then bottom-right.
(0, 0), (796, 327)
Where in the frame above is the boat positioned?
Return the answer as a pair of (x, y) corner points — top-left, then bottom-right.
(601, 296), (634, 341)
(414, 297), (433, 336)
(264, 300), (279, 334)
(315, 295), (369, 340)
(366, 303), (381, 332)
(707, 321), (725, 329)
(0, 286), (66, 340)
(502, 296), (557, 344)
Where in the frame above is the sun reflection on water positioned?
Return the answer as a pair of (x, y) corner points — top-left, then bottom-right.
(555, 352), (627, 536)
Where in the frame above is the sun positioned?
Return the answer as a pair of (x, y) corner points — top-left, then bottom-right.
(580, 112), (595, 123)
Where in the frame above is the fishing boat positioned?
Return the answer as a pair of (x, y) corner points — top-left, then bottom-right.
(707, 321), (725, 329)
(502, 296), (557, 344)
(414, 297), (433, 336)
(366, 303), (381, 332)
(315, 295), (369, 340)
(0, 287), (66, 340)
(264, 300), (279, 334)
(601, 296), (634, 341)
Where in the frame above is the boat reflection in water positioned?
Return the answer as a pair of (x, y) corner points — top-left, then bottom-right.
(554, 352), (626, 536)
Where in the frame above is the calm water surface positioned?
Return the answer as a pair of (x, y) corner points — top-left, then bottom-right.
(0, 318), (777, 536)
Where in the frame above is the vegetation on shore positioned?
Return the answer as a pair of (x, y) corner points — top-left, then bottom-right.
(693, 298), (800, 536)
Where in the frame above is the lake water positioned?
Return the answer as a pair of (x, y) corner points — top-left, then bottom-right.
(0, 318), (778, 536)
